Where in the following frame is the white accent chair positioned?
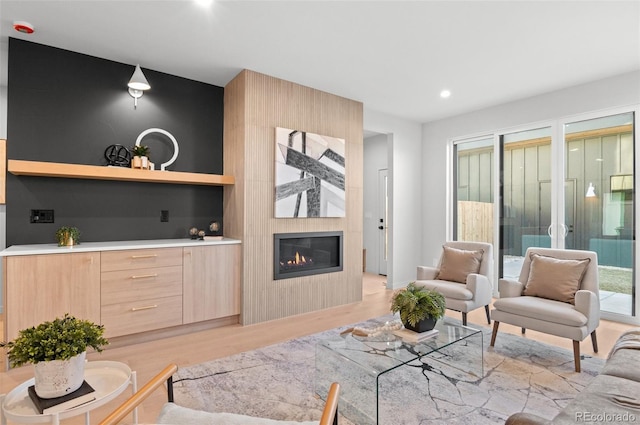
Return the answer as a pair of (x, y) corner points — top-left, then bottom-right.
(415, 241), (494, 326)
(98, 364), (340, 425)
(490, 247), (600, 372)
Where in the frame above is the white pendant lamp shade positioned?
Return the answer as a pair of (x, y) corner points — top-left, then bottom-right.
(128, 64), (150, 90)
(128, 64), (150, 108)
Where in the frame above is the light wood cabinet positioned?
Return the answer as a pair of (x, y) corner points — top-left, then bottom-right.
(101, 295), (183, 337)
(101, 247), (182, 272)
(100, 248), (183, 338)
(101, 266), (183, 305)
(4, 252), (101, 341)
(3, 241), (241, 341)
(183, 244), (241, 324)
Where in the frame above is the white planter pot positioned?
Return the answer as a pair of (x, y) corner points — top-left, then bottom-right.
(34, 351), (86, 399)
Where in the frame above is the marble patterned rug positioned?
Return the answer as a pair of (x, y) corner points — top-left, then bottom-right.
(171, 316), (603, 424)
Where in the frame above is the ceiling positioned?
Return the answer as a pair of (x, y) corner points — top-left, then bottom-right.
(1, 1), (639, 124)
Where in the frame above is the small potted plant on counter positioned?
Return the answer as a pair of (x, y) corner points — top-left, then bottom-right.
(131, 144), (150, 169)
(0, 314), (109, 398)
(390, 282), (446, 332)
(55, 226), (80, 247)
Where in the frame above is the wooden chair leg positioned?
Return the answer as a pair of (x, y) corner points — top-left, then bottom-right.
(573, 340), (581, 373)
(490, 321), (500, 346)
(591, 331), (599, 353)
(484, 305), (491, 324)
(521, 328), (526, 334)
(462, 312), (467, 326)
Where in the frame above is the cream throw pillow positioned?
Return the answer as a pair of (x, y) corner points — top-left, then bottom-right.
(523, 253), (591, 304)
(436, 245), (484, 284)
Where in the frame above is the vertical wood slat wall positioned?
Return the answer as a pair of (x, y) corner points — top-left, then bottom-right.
(224, 70), (364, 325)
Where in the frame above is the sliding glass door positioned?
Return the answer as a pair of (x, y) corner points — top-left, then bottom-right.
(495, 111), (636, 320)
(499, 126), (553, 279)
(563, 112), (635, 318)
(453, 108), (638, 321)
(453, 137), (494, 244)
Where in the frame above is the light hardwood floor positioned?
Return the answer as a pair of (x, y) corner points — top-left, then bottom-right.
(0, 273), (635, 424)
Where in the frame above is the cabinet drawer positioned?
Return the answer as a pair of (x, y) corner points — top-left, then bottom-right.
(101, 295), (182, 337)
(101, 248), (182, 272)
(101, 266), (183, 305)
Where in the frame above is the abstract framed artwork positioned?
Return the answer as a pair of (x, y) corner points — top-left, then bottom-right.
(275, 127), (345, 218)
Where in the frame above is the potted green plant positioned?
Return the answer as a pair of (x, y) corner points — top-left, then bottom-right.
(55, 226), (80, 246)
(131, 144), (150, 169)
(390, 282), (446, 333)
(1, 314), (109, 398)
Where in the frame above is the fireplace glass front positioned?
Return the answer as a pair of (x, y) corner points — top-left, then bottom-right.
(274, 231), (343, 280)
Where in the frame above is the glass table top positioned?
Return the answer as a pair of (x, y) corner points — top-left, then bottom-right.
(316, 317), (482, 376)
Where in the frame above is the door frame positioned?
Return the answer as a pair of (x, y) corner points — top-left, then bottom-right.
(559, 105), (639, 324)
(378, 168), (388, 276)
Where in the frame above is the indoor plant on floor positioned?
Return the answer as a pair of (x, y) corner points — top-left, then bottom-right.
(390, 282), (446, 332)
(1, 314), (109, 398)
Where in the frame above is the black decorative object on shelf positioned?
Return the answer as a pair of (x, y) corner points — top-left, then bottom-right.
(104, 144), (131, 167)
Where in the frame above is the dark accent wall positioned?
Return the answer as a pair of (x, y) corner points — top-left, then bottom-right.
(7, 38), (224, 246)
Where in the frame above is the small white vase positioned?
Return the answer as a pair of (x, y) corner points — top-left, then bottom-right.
(34, 351), (86, 399)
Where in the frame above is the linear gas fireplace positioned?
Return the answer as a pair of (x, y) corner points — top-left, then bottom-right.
(274, 231), (343, 280)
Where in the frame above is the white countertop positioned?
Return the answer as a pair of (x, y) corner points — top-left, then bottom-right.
(0, 237), (241, 256)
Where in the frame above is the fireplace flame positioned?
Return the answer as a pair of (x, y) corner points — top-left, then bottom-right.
(280, 252), (312, 266)
(284, 251), (309, 266)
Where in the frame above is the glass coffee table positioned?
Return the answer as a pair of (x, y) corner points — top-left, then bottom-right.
(315, 318), (483, 425)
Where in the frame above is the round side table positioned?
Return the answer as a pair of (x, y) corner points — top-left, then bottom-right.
(1, 361), (137, 425)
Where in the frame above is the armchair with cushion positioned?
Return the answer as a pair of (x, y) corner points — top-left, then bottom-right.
(415, 241), (494, 326)
(99, 364), (340, 425)
(490, 247), (600, 372)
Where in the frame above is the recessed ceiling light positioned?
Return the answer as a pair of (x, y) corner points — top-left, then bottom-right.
(440, 90), (451, 99)
(194, 0), (213, 7)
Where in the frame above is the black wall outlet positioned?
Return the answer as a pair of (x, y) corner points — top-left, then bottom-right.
(31, 209), (54, 223)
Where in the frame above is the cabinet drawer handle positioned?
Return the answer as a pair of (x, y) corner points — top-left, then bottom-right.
(131, 304), (158, 312)
(131, 254), (158, 259)
(130, 273), (158, 279)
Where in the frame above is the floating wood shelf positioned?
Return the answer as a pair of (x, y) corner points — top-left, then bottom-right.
(8, 160), (234, 186)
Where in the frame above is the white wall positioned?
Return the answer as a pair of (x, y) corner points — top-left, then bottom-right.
(421, 70), (640, 266)
(363, 133), (387, 275)
(364, 108), (422, 288)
